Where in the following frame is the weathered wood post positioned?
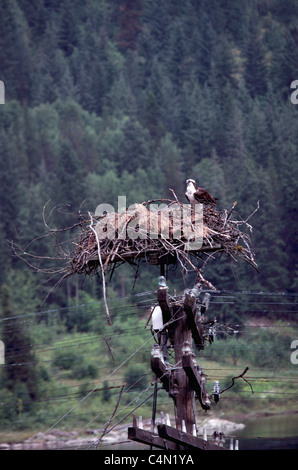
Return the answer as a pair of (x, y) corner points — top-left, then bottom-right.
(172, 304), (196, 434)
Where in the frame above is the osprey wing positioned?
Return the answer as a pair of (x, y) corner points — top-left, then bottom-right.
(194, 187), (217, 206)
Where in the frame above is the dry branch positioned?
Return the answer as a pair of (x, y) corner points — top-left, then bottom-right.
(220, 366), (254, 395)
(88, 211), (111, 325)
(95, 383), (125, 449)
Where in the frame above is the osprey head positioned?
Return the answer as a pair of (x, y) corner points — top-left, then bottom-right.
(186, 178), (196, 186)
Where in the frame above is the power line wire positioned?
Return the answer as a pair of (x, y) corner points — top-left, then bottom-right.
(34, 334), (155, 438)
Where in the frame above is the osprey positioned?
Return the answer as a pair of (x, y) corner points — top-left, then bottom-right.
(185, 179), (217, 206)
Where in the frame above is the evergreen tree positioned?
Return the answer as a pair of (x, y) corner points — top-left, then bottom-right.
(155, 133), (184, 200)
(117, 0), (143, 52)
(243, 8), (267, 97)
(0, 0), (296, 310)
(117, 118), (151, 174)
(31, 102), (60, 174)
(196, 12), (217, 85)
(140, 0), (172, 57)
(210, 34), (237, 89)
(58, 0), (79, 56)
(52, 140), (86, 220)
(245, 100), (273, 166)
(0, 285), (39, 404)
(0, 129), (21, 242)
(0, 0), (33, 103)
(219, 0), (247, 42)
(32, 20), (68, 104)
(165, 19), (188, 90)
(18, 0), (47, 40)
(252, 169), (289, 291)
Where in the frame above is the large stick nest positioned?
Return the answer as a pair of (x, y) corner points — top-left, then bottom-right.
(10, 196), (259, 296)
(70, 198), (259, 284)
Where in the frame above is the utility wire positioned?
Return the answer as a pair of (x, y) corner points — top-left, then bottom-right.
(1, 289), (297, 443)
(33, 334), (155, 439)
(0, 289), (297, 323)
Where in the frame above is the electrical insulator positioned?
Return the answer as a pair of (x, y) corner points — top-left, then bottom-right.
(189, 284), (202, 298)
(208, 323), (216, 344)
(204, 396), (211, 409)
(213, 381), (220, 393)
(151, 305), (164, 332)
(170, 382), (179, 398)
(182, 341), (192, 356)
(213, 380), (220, 403)
(151, 343), (162, 360)
(158, 276), (167, 287)
(201, 293), (211, 313)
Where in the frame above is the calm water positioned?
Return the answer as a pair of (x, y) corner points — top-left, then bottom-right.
(234, 413), (298, 450)
(101, 414), (298, 451)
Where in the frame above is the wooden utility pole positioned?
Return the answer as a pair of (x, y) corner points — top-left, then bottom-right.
(172, 305), (196, 434)
(128, 277), (227, 450)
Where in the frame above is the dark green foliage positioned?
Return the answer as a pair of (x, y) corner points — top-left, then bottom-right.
(0, 0), (297, 308)
(102, 380), (112, 402)
(52, 348), (80, 370)
(0, 0), (33, 103)
(247, 328), (292, 369)
(243, 8), (267, 98)
(124, 364), (148, 391)
(0, 4), (297, 431)
(0, 285), (40, 404)
(52, 349), (98, 378)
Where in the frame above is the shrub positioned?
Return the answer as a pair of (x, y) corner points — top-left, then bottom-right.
(124, 364), (148, 391)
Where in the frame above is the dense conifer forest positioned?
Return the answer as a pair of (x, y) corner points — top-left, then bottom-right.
(0, 0), (298, 438)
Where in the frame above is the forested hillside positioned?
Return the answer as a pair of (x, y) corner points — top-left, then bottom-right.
(0, 0), (298, 442)
(0, 0), (298, 308)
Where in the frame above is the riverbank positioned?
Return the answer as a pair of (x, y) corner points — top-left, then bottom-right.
(0, 416), (245, 450)
(1, 409), (297, 450)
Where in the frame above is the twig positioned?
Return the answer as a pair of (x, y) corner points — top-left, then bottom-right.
(88, 211), (112, 326)
(220, 367), (254, 394)
(168, 188), (183, 207)
(95, 383), (125, 449)
(224, 201), (237, 228)
(103, 335), (115, 370)
(244, 200), (260, 225)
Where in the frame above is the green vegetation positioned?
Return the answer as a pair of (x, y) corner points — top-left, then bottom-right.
(0, 289), (296, 435)
(0, 0), (297, 438)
